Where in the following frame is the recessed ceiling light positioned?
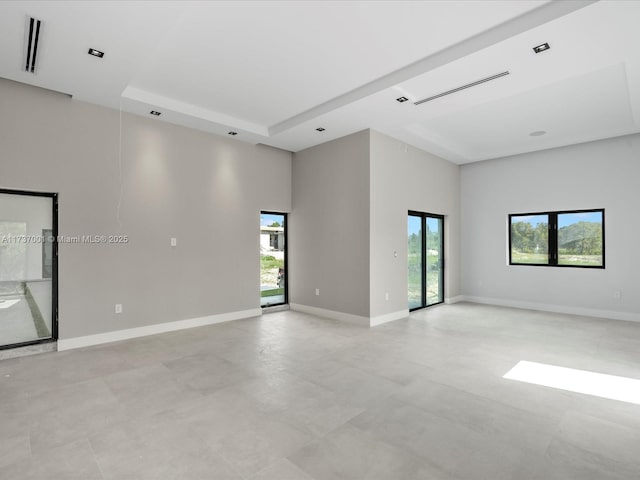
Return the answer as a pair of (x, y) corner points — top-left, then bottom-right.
(533, 43), (550, 54)
(529, 130), (546, 136)
(87, 48), (104, 58)
(396, 96), (409, 103)
(150, 111), (161, 116)
(316, 127), (325, 132)
(228, 131), (238, 136)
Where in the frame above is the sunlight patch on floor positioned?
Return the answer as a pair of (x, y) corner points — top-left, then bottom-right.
(504, 360), (640, 405)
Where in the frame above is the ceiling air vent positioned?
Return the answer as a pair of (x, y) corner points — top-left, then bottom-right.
(414, 71), (510, 106)
(24, 16), (43, 74)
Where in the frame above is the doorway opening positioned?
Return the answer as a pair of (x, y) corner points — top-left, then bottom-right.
(408, 211), (444, 310)
(260, 211), (287, 307)
(0, 189), (58, 350)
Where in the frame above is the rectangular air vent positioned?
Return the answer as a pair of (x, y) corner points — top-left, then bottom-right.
(414, 71), (510, 106)
(24, 16), (43, 74)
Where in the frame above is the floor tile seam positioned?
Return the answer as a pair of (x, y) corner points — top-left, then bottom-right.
(0, 434), (32, 473)
(86, 433), (107, 480)
(353, 394), (549, 465)
(547, 431), (640, 473)
(427, 374), (575, 423)
(277, 401), (367, 442)
(401, 374), (570, 427)
(24, 376), (122, 420)
(568, 400), (640, 433)
(182, 393), (318, 446)
(282, 422), (436, 480)
(102, 369), (185, 406)
(161, 351), (260, 381)
(563, 410), (640, 438)
(200, 440), (247, 480)
(209, 421), (318, 480)
(593, 335), (640, 358)
(553, 411), (640, 468)
(342, 418), (464, 479)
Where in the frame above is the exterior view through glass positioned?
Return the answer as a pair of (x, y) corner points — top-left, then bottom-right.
(0, 190), (57, 348)
(408, 212), (444, 310)
(557, 211), (603, 266)
(426, 216), (444, 306)
(510, 214), (550, 265)
(510, 209), (604, 268)
(260, 212), (286, 307)
(407, 215), (423, 310)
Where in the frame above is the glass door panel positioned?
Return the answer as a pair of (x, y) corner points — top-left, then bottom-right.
(408, 211), (444, 310)
(260, 212), (287, 307)
(0, 190), (57, 349)
(407, 214), (423, 310)
(426, 216), (444, 306)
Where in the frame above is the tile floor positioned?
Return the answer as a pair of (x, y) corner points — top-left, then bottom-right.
(1, 303), (640, 479)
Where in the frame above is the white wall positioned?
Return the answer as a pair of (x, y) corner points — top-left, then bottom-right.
(370, 130), (461, 321)
(0, 78), (292, 341)
(461, 133), (640, 321)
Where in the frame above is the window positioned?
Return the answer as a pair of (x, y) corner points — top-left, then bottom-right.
(509, 209), (604, 268)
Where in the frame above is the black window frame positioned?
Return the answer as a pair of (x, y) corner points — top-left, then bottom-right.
(260, 210), (288, 308)
(508, 208), (605, 269)
(408, 210), (445, 311)
(0, 188), (58, 350)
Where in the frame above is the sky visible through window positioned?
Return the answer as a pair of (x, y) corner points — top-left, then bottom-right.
(260, 214), (283, 226)
(513, 212), (602, 228)
(408, 216), (421, 235)
(512, 214), (547, 226)
(558, 211), (602, 228)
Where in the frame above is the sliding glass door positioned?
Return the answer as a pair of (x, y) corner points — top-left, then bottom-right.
(425, 216), (444, 306)
(260, 211), (287, 307)
(408, 215), (423, 310)
(408, 211), (444, 310)
(0, 189), (57, 349)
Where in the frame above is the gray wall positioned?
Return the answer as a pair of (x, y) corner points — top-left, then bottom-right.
(0, 78), (291, 339)
(461, 133), (640, 320)
(290, 130), (371, 317)
(290, 129), (461, 321)
(370, 130), (461, 318)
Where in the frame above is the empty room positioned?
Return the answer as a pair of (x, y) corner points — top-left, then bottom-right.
(1, 1), (639, 479)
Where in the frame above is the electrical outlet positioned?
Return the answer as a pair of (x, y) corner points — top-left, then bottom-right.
(115, 304), (123, 314)
(385, 292), (389, 301)
(315, 288), (320, 296)
(170, 237), (177, 247)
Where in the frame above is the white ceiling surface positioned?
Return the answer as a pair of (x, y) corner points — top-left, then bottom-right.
(1, 1), (639, 163)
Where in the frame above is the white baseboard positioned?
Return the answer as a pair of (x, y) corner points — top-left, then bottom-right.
(289, 303), (370, 327)
(290, 304), (408, 327)
(461, 296), (640, 323)
(370, 309), (409, 327)
(57, 308), (262, 351)
(445, 295), (464, 305)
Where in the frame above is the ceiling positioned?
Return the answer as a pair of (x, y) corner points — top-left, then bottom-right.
(1, 0), (639, 164)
